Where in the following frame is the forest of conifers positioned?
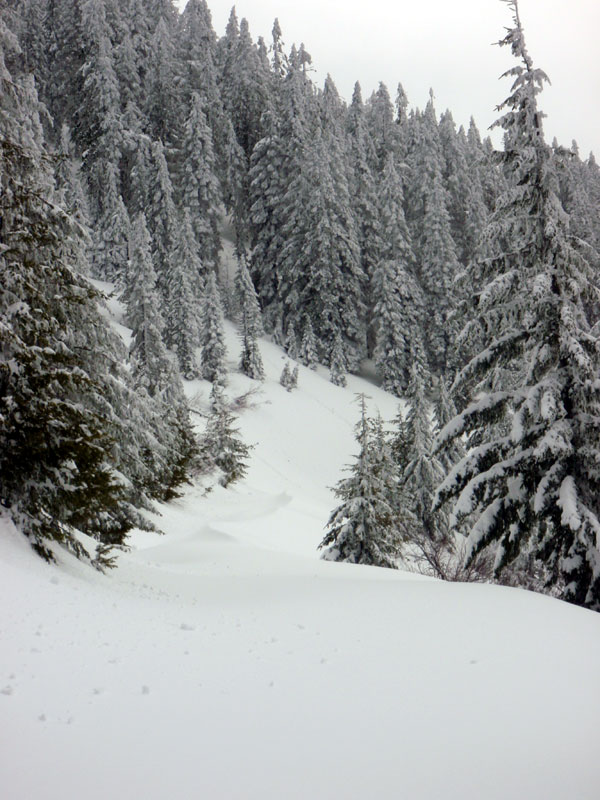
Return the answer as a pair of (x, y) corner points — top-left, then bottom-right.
(1, 0), (600, 610)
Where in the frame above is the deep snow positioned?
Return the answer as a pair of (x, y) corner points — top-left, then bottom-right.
(2, 281), (600, 799)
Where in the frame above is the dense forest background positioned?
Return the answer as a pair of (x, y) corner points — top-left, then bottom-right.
(1, 0), (600, 609)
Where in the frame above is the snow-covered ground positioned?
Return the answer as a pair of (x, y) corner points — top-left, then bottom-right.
(2, 308), (600, 799)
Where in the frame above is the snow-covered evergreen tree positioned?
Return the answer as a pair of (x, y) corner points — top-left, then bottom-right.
(236, 255), (265, 380)
(299, 316), (318, 370)
(435, 1), (600, 610)
(279, 361), (293, 391)
(279, 128), (365, 368)
(372, 152), (420, 394)
(146, 139), (178, 307)
(164, 211), (201, 379)
(284, 325), (299, 361)
(199, 384), (251, 487)
(365, 82), (397, 173)
(179, 91), (222, 273)
(346, 82), (382, 343)
(0, 26), (171, 565)
(329, 331), (348, 387)
(372, 259), (423, 396)
(144, 14), (181, 146)
(399, 361), (447, 544)
(320, 395), (398, 567)
(124, 212), (173, 392)
(199, 271), (227, 385)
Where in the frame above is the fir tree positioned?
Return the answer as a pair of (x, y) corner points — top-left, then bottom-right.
(399, 361), (448, 545)
(124, 213), (197, 496)
(236, 256), (265, 380)
(347, 82), (382, 331)
(284, 325), (298, 360)
(372, 260), (423, 396)
(329, 331), (348, 387)
(164, 210), (201, 379)
(0, 27), (163, 564)
(248, 108), (287, 327)
(372, 152), (420, 394)
(179, 92), (222, 273)
(279, 129), (365, 368)
(366, 82), (397, 173)
(435, 1), (600, 610)
(320, 395), (399, 567)
(280, 361), (293, 391)
(200, 271), (227, 385)
(418, 168), (461, 374)
(124, 212), (173, 393)
(199, 385), (251, 487)
(299, 316), (318, 370)
(146, 139), (178, 307)
(144, 14), (181, 146)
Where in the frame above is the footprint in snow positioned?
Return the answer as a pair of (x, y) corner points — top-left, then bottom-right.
(180, 623), (195, 631)
(1, 685), (14, 696)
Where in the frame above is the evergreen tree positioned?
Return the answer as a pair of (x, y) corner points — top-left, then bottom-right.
(372, 152), (420, 394)
(200, 271), (227, 385)
(178, 0), (219, 106)
(164, 210), (201, 378)
(366, 82), (397, 173)
(0, 27), (160, 565)
(236, 255), (265, 380)
(146, 139), (178, 306)
(299, 316), (318, 370)
(248, 107), (288, 326)
(346, 82), (382, 328)
(124, 212), (173, 392)
(399, 361), (448, 545)
(418, 168), (461, 374)
(219, 14), (269, 158)
(284, 325), (298, 361)
(372, 259), (423, 396)
(179, 91), (222, 273)
(199, 385), (251, 487)
(435, 1), (600, 610)
(320, 395), (398, 567)
(279, 129), (365, 368)
(279, 361), (293, 391)
(144, 14), (181, 146)
(270, 17), (287, 80)
(329, 331), (348, 387)
(54, 123), (91, 271)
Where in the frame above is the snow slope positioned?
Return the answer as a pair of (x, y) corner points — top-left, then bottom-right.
(2, 317), (600, 800)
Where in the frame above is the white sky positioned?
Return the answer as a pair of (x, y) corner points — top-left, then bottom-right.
(178, 0), (599, 157)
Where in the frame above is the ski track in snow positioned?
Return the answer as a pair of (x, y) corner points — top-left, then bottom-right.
(2, 269), (600, 799)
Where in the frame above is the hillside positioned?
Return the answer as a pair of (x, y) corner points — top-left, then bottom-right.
(2, 317), (599, 800)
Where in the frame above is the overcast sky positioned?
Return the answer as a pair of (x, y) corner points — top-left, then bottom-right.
(178, 0), (599, 157)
